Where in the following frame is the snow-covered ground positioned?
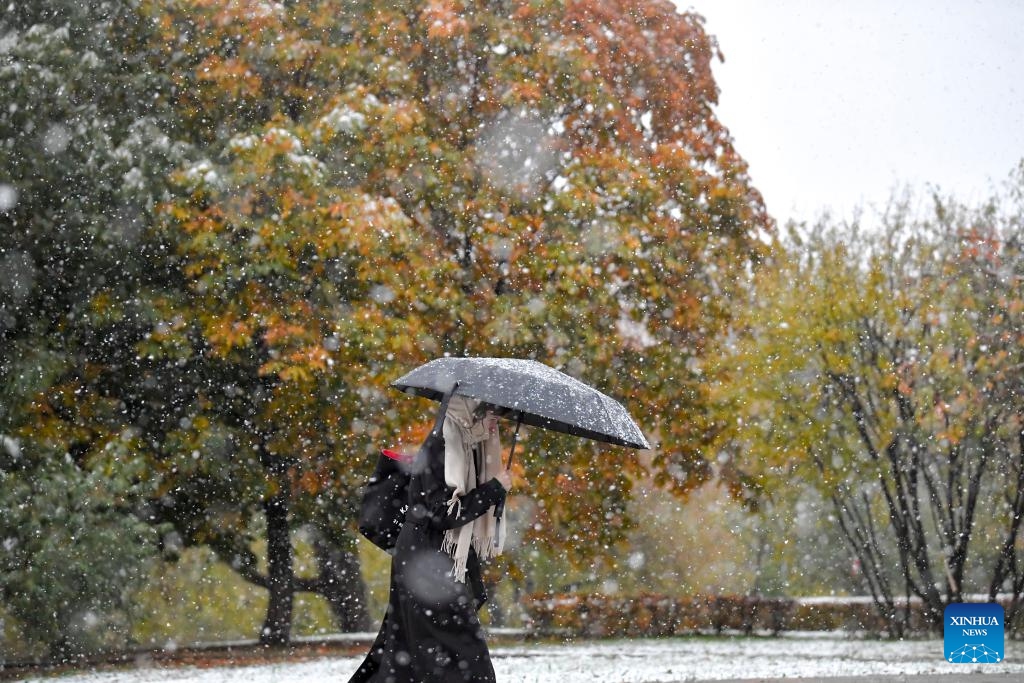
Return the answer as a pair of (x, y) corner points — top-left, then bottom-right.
(17, 634), (1024, 682)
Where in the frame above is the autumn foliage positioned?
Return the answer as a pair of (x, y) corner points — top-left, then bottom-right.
(6, 0), (771, 646)
(712, 183), (1024, 634)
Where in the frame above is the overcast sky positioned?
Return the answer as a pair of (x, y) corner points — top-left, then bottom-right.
(681, 0), (1024, 226)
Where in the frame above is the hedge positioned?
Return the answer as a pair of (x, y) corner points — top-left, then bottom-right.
(521, 593), (1018, 637)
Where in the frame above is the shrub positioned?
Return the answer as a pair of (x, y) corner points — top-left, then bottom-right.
(521, 592), (1017, 638)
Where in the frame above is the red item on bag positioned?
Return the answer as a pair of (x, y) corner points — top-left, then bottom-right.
(381, 448), (413, 463)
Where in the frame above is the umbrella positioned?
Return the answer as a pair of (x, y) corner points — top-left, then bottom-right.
(392, 357), (650, 465)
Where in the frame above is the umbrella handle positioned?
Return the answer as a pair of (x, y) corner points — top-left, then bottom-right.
(496, 413), (522, 528)
(505, 413), (523, 471)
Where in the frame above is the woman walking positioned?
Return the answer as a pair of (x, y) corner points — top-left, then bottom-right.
(349, 395), (511, 683)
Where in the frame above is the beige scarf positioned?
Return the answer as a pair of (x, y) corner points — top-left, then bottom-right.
(441, 396), (506, 582)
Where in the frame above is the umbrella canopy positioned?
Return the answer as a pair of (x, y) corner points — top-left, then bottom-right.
(392, 357), (650, 450)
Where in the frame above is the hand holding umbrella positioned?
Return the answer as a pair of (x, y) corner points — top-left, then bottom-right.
(495, 467), (513, 492)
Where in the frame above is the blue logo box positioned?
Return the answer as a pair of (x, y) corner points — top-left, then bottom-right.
(944, 602), (1004, 663)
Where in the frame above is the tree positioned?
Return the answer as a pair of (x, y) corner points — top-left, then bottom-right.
(235, 0), (772, 571)
(145, 122), (431, 642)
(0, 1), (182, 658)
(713, 174), (1024, 634)
(19, 0), (771, 645)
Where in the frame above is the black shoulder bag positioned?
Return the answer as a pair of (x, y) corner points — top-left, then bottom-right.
(357, 386), (456, 551)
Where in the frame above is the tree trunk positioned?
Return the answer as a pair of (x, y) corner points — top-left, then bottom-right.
(260, 491), (294, 646)
(314, 533), (371, 631)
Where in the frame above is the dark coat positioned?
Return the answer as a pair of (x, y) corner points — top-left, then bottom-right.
(349, 427), (507, 683)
